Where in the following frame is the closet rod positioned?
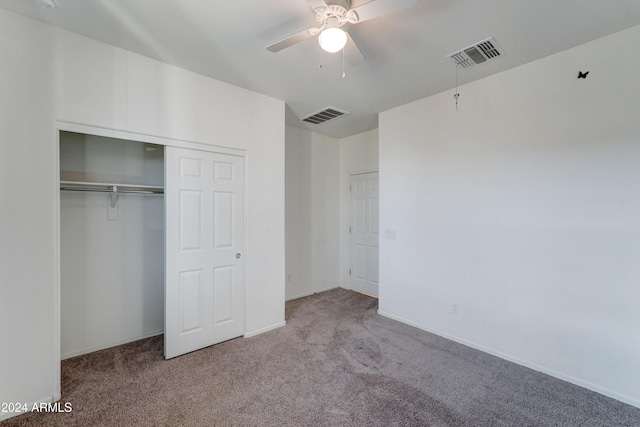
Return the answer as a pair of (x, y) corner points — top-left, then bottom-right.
(60, 187), (163, 195)
(59, 181), (164, 195)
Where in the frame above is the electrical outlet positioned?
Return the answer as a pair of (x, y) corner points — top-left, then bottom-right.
(451, 302), (459, 315)
(385, 229), (397, 240)
(286, 274), (291, 283)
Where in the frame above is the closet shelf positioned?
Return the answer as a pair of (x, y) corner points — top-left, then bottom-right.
(60, 180), (164, 195)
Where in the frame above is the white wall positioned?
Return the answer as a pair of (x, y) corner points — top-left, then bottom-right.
(285, 126), (340, 300)
(379, 25), (640, 407)
(285, 127), (378, 299)
(60, 193), (164, 358)
(338, 129), (379, 288)
(285, 126), (312, 300)
(53, 21), (286, 338)
(0, 9), (285, 420)
(0, 11), (57, 417)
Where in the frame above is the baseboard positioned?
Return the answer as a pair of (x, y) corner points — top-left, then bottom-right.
(244, 321), (286, 338)
(0, 394), (62, 422)
(377, 310), (640, 410)
(61, 330), (163, 360)
(285, 285), (340, 301)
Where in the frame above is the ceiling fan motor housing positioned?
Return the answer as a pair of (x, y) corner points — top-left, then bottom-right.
(316, 1), (359, 27)
(326, 0), (350, 9)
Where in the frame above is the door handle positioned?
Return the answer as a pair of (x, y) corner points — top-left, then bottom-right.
(235, 253), (242, 259)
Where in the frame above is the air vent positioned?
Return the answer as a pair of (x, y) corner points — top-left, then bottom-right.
(447, 37), (505, 69)
(301, 107), (349, 125)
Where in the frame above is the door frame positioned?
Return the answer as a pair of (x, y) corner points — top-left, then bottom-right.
(348, 170), (379, 297)
(54, 121), (247, 394)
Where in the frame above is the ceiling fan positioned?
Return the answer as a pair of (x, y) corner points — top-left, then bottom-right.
(266, 0), (417, 65)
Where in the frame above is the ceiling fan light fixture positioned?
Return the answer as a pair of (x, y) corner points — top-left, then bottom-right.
(318, 27), (347, 53)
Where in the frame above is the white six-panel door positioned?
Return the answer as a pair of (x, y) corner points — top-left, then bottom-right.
(349, 172), (379, 297)
(165, 147), (245, 359)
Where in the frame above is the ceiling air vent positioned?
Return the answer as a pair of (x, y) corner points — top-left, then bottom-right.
(301, 107), (349, 125)
(447, 37), (505, 69)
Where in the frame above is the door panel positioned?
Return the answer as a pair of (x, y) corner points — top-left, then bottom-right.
(349, 172), (379, 297)
(179, 270), (204, 333)
(213, 266), (234, 325)
(165, 147), (244, 359)
(355, 244), (366, 280)
(179, 190), (203, 251)
(214, 192), (234, 248)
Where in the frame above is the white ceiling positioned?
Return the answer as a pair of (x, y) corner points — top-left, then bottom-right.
(2, 0), (640, 138)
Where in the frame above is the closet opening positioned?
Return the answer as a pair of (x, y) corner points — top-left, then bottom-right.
(59, 131), (165, 360)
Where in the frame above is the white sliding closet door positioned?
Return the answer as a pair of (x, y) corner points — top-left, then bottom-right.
(165, 147), (245, 359)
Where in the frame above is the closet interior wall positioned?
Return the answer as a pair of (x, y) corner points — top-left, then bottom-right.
(59, 131), (165, 359)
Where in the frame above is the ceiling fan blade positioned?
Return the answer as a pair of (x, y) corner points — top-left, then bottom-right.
(344, 32), (365, 66)
(267, 28), (318, 52)
(306, 0), (328, 13)
(351, 0), (417, 23)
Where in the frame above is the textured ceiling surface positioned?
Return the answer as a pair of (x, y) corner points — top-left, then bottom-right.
(2, 0), (640, 138)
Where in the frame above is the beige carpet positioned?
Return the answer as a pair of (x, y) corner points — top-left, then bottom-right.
(3, 288), (640, 426)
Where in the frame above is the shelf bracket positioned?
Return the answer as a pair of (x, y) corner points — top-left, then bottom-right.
(107, 186), (119, 221)
(109, 185), (119, 208)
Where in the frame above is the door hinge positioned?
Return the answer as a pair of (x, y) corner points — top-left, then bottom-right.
(349, 268), (351, 275)
(349, 226), (351, 233)
(349, 185), (352, 192)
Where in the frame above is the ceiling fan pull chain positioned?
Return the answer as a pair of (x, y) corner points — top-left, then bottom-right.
(342, 49), (346, 78)
(454, 64), (460, 111)
(319, 46), (323, 69)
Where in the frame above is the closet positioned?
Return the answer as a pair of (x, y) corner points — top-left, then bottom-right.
(59, 131), (165, 359)
(59, 129), (246, 360)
